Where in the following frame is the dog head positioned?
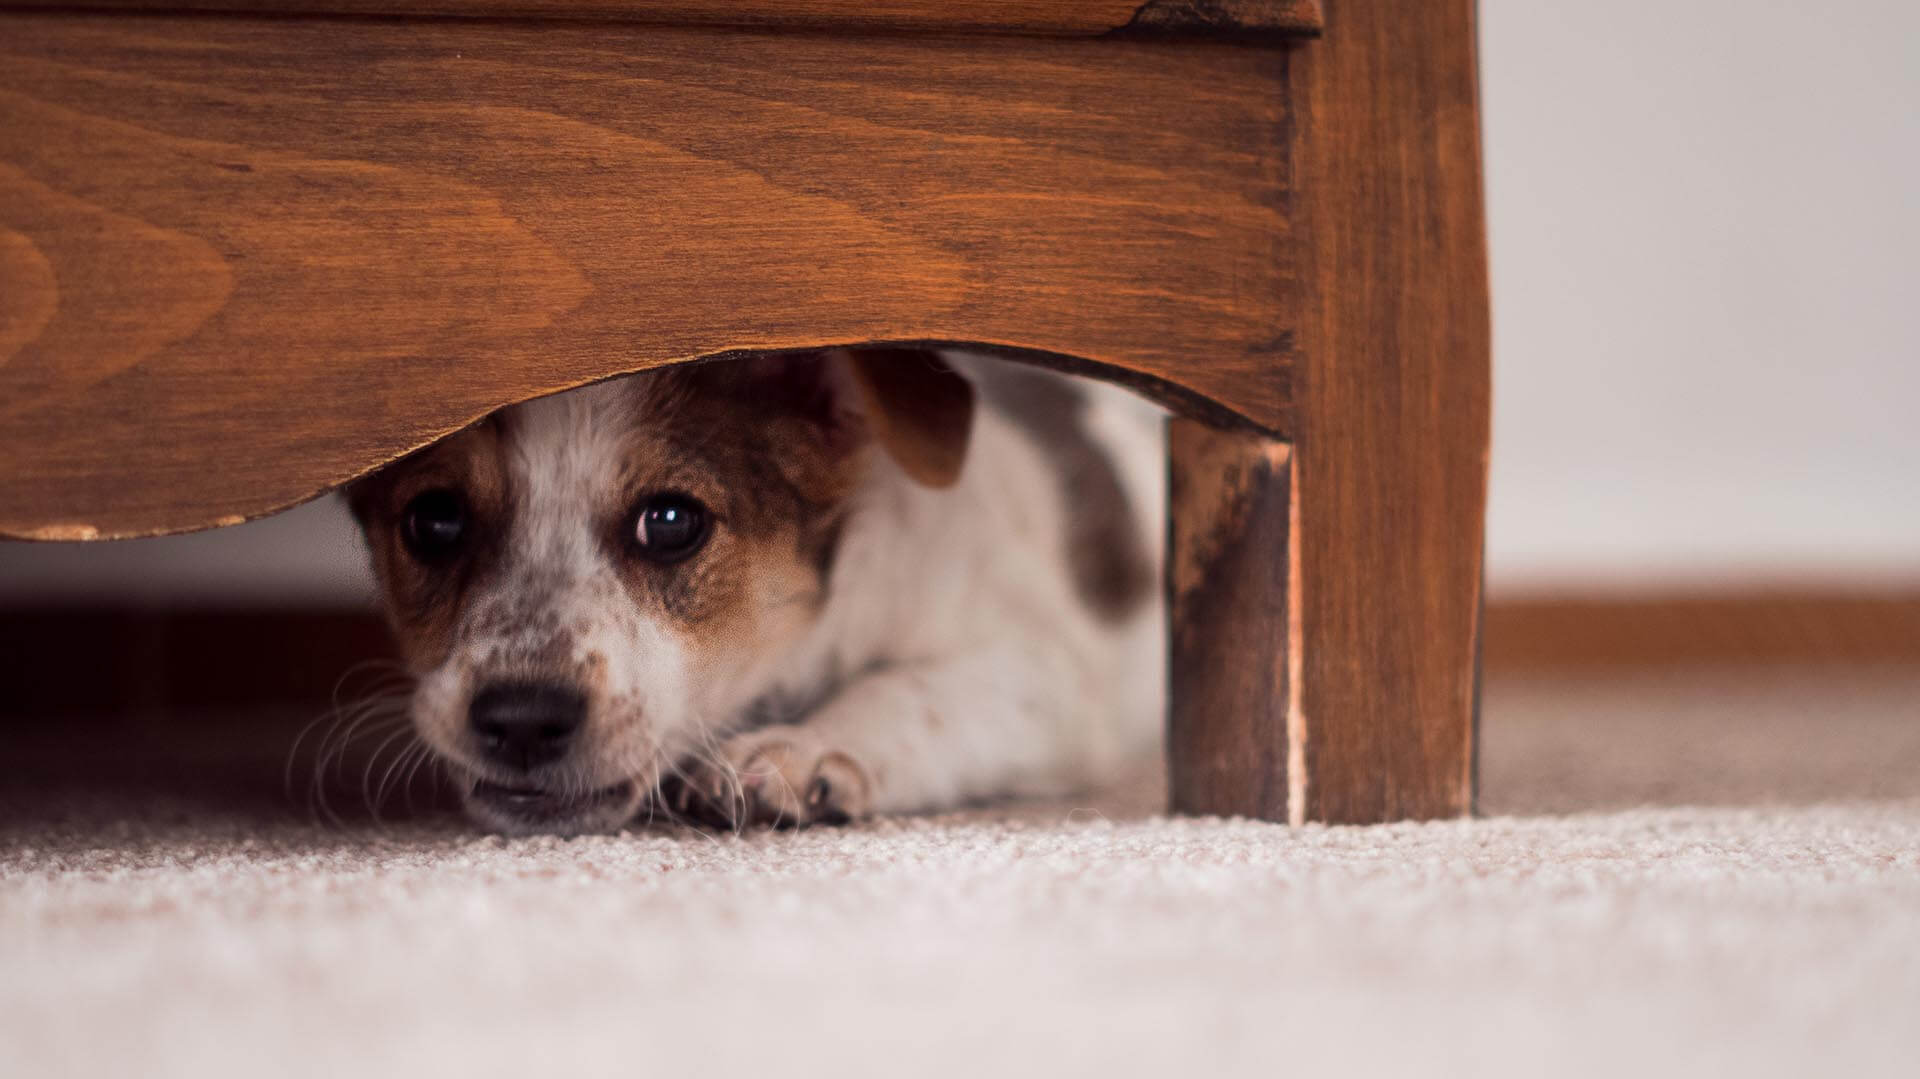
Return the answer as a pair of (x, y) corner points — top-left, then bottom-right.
(348, 349), (973, 834)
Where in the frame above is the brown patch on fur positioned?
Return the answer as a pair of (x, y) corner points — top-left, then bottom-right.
(838, 348), (976, 488)
(351, 353), (920, 688)
(346, 418), (508, 670)
(600, 359), (865, 639)
(976, 363), (1152, 623)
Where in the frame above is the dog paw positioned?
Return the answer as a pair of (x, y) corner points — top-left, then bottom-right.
(667, 728), (872, 829)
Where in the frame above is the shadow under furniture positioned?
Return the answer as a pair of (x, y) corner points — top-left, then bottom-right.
(0, 0), (1491, 826)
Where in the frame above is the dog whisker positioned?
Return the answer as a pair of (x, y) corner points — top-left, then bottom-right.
(367, 727), (427, 824)
(339, 352), (1164, 836)
(398, 742), (437, 817)
(284, 681), (413, 829)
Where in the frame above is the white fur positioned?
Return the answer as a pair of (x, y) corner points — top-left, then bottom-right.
(718, 355), (1166, 813)
(409, 354), (1165, 827)
(413, 388), (690, 799)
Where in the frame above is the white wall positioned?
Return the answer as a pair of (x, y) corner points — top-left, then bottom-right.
(0, 497), (376, 606)
(3, 0), (1916, 603)
(1481, 0), (1920, 588)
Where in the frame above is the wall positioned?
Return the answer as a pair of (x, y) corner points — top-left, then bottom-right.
(3, 1), (1916, 603)
(0, 498), (376, 606)
(1481, 0), (1920, 588)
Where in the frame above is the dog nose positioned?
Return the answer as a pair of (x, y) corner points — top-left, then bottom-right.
(468, 682), (586, 771)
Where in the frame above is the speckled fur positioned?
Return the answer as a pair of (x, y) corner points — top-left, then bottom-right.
(351, 350), (1164, 833)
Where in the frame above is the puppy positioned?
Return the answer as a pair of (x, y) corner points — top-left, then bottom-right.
(348, 349), (1164, 834)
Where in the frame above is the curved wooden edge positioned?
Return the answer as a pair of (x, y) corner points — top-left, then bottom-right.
(1, 16), (1294, 543)
(1, 341), (1272, 543)
(0, 0), (1323, 37)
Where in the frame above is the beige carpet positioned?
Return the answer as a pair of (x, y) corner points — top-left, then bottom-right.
(4, 668), (1919, 1078)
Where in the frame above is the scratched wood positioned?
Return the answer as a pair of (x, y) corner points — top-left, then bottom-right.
(1166, 420), (1296, 822)
(0, 0), (1323, 36)
(0, 15), (1294, 539)
(1160, 0), (1491, 826)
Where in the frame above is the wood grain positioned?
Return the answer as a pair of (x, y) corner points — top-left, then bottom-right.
(0, 15), (1295, 539)
(0, 0), (1322, 36)
(1488, 591), (1920, 673)
(1166, 420), (1296, 822)
(1282, 0), (1492, 823)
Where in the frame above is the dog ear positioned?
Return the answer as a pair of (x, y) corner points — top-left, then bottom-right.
(721, 347), (975, 489)
(831, 348), (976, 489)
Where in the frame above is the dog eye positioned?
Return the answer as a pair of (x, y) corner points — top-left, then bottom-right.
(631, 493), (709, 563)
(401, 488), (467, 562)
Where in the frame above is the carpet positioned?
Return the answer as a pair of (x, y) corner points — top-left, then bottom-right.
(4, 668), (1918, 1077)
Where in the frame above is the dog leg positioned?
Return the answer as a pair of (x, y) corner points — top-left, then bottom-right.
(683, 649), (1108, 827)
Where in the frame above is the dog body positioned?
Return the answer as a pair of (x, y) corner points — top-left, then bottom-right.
(350, 350), (1163, 834)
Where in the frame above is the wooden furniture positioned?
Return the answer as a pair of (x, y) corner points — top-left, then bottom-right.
(0, 0), (1491, 825)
